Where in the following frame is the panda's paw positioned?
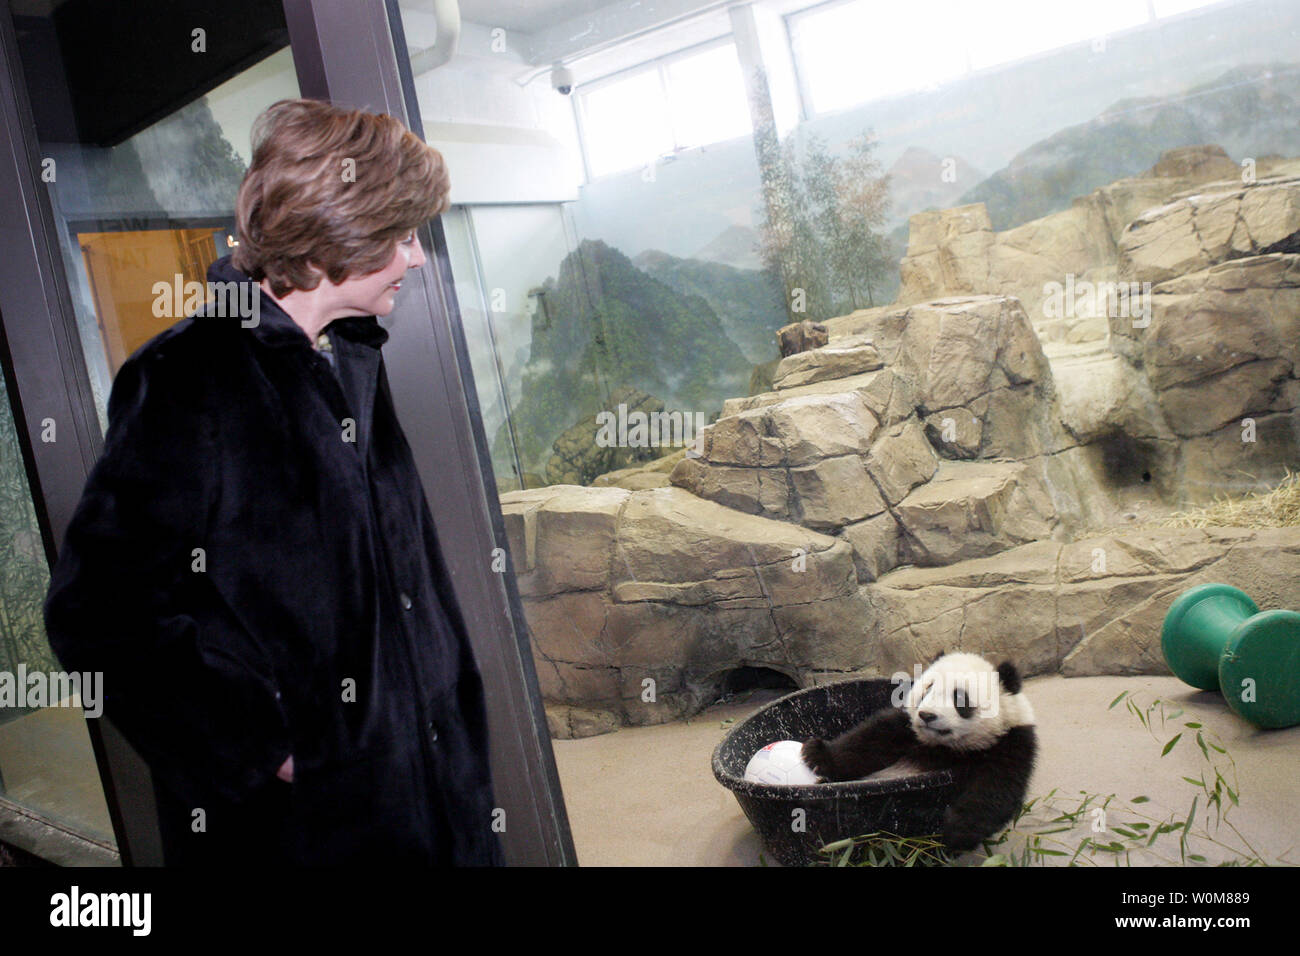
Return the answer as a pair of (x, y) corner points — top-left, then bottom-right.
(940, 822), (984, 854)
(801, 738), (834, 781)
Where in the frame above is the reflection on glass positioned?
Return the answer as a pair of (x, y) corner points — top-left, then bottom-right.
(29, 44), (297, 430)
(78, 226), (229, 375)
(0, 363), (113, 844)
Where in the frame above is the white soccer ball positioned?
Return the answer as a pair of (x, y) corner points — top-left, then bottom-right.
(743, 739), (820, 786)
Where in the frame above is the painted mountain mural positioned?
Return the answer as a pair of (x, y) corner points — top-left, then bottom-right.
(961, 63), (1300, 231)
(494, 239), (757, 483)
(884, 146), (984, 229)
(632, 248), (787, 366)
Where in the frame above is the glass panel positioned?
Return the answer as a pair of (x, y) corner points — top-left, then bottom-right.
(8, 2), (298, 850)
(16, 9), (297, 429)
(0, 358), (114, 843)
(413, 0), (1300, 866)
(440, 204), (577, 491)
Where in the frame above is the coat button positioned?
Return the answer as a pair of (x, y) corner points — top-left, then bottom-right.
(428, 721), (439, 742)
(399, 592), (413, 611)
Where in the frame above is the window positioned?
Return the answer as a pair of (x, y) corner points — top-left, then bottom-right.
(789, 0), (970, 114)
(578, 41), (751, 178)
(790, 0), (1156, 114)
(963, 0), (1148, 72)
(664, 43), (752, 150)
(1153, 0), (1224, 15)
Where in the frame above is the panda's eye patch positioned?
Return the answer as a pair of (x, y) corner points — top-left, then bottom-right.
(953, 687), (976, 719)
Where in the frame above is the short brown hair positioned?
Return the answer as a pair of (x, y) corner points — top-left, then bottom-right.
(232, 98), (450, 296)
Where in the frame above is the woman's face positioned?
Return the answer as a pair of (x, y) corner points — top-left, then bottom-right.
(335, 231), (427, 317)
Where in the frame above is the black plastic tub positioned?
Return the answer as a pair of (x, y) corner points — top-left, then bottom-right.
(712, 678), (959, 866)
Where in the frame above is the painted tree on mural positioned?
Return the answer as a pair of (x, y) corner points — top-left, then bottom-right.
(757, 129), (892, 323)
(0, 390), (58, 722)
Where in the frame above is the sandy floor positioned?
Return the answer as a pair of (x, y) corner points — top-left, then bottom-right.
(550, 673), (1300, 866)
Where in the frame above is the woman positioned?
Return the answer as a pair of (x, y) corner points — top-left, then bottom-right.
(44, 98), (504, 866)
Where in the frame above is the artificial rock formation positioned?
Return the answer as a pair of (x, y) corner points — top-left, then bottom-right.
(1117, 175), (1300, 286)
(505, 295), (1119, 735)
(868, 527), (1300, 679)
(1126, 254), (1299, 499)
(499, 146), (1300, 737)
(776, 319), (829, 357)
(895, 146), (1290, 346)
(501, 484), (871, 737)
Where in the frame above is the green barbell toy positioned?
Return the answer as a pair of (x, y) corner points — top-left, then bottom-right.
(1161, 583), (1300, 729)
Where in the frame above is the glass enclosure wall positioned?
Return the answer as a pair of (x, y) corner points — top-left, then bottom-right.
(398, 0), (1300, 862)
(0, 361), (113, 847)
(440, 203), (578, 490)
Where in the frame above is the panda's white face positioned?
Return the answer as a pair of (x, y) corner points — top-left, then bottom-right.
(905, 653), (1034, 751)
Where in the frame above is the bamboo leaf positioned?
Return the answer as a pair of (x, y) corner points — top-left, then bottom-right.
(1131, 796), (1151, 804)
(1161, 732), (1183, 756)
(1180, 796), (1198, 863)
(1108, 690), (1129, 709)
(1069, 838), (1091, 866)
(1130, 702), (1148, 729)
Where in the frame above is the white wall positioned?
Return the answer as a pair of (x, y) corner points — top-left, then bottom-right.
(406, 18), (584, 202)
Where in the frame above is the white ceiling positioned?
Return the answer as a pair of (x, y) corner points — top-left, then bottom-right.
(398, 0), (769, 66)
(453, 0), (620, 35)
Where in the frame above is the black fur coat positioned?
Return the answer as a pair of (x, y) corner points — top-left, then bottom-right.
(44, 256), (503, 866)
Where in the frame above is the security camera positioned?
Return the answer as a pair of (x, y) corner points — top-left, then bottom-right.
(552, 64), (574, 96)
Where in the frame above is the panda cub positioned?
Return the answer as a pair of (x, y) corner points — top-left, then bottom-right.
(801, 652), (1037, 853)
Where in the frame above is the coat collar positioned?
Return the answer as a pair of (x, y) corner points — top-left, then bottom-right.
(199, 256), (390, 351)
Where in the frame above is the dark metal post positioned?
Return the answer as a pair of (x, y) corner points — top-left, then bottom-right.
(283, 0), (576, 866)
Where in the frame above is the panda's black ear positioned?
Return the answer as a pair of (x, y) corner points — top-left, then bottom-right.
(997, 661), (1022, 694)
